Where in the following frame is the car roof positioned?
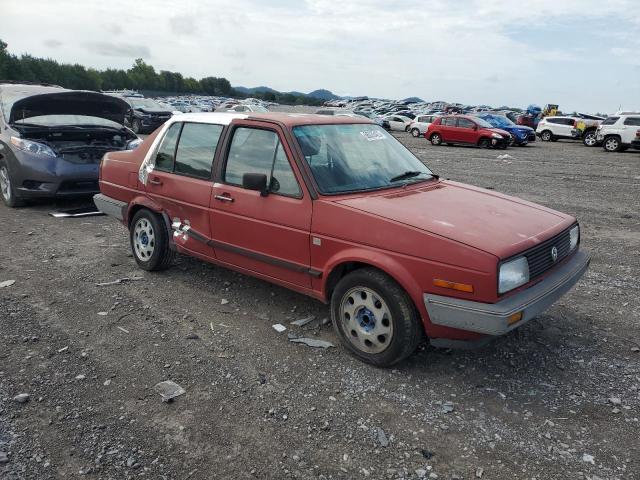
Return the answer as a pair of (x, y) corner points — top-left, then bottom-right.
(169, 112), (372, 127)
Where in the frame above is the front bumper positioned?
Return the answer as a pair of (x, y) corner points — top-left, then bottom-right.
(424, 250), (590, 337)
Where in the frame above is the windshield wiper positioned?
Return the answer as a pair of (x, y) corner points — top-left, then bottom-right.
(389, 171), (437, 183)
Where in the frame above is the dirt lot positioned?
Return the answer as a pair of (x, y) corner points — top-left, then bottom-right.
(1, 136), (639, 480)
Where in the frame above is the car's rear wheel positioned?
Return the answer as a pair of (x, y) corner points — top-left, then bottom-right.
(132, 119), (142, 134)
(411, 128), (421, 137)
(430, 133), (443, 146)
(331, 268), (423, 367)
(583, 130), (597, 147)
(0, 162), (24, 208)
(603, 136), (621, 152)
(478, 137), (491, 149)
(540, 130), (553, 141)
(130, 209), (175, 271)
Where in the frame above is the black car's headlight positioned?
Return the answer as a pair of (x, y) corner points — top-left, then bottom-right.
(499, 257), (530, 294)
(11, 136), (57, 157)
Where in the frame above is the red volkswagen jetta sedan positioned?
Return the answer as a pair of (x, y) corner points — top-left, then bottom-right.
(95, 113), (590, 366)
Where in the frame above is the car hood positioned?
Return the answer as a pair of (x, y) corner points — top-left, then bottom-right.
(137, 108), (172, 115)
(488, 128), (511, 137)
(333, 181), (573, 258)
(10, 91), (130, 124)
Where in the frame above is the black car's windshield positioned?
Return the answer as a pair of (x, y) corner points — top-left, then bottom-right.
(480, 115), (513, 128)
(293, 123), (435, 194)
(129, 98), (166, 110)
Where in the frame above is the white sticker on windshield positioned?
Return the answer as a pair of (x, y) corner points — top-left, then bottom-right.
(360, 130), (386, 142)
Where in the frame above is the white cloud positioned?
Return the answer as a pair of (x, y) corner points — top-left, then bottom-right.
(2, 0), (639, 112)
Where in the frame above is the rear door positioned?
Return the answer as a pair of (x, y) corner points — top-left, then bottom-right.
(439, 117), (457, 141)
(210, 122), (313, 287)
(622, 116), (640, 143)
(145, 121), (224, 257)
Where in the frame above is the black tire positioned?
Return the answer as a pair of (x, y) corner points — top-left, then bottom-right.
(132, 119), (142, 134)
(603, 136), (621, 152)
(582, 130), (597, 147)
(404, 125), (410, 133)
(0, 161), (25, 208)
(478, 137), (491, 149)
(430, 133), (443, 146)
(411, 128), (421, 138)
(330, 268), (423, 367)
(540, 130), (553, 142)
(129, 209), (175, 271)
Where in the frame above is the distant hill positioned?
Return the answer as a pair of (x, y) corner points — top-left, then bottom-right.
(234, 85), (342, 101)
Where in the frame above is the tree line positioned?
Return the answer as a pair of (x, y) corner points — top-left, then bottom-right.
(0, 39), (323, 105)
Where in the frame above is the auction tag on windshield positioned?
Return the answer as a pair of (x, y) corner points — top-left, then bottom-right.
(360, 130), (386, 141)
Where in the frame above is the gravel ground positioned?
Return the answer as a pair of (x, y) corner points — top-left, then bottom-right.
(1, 134), (639, 480)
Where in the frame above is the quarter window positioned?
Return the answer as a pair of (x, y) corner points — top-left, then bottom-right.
(174, 123), (223, 179)
(155, 123), (181, 171)
(224, 127), (301, 197)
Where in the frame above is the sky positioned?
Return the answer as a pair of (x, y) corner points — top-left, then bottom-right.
(2, 0), (639, 113)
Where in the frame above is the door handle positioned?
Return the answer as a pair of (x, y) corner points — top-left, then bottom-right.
(149, 177), (162, 186)
(214, 194), (234, 203)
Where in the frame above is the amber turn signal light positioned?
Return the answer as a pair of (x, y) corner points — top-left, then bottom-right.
(432, 279), (474, 293)
(508, 311), (523, 325)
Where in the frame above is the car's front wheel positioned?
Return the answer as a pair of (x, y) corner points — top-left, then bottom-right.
(0, 162), (24, 208)
(478, 137), (491, 148)
(603, 136), (621, 152)
(540, 130), (553, 141)
(331, 268), (423, 367)
(583, 130), (597, 147)
(129, 209), (175, 271)
(430, 133), (443, 146)
(411, 128), (421, 137)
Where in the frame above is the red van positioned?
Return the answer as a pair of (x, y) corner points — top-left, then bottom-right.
(95, 112), (589, 366)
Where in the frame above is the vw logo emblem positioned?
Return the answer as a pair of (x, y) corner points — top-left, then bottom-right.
(551, 246), (558, 262)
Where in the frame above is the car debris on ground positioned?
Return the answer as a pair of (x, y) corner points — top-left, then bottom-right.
(287, 333), (335, 349)
(153, 380), (186, 402)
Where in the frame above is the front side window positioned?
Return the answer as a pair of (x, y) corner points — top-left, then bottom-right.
(155, 123), (182, 171)
(224, 127), (301, 197)
(174, 123), (223, 179)
(293, 123), (434, 194)
(457, 118), (475, 129)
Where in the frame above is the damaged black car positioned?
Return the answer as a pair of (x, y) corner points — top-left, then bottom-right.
(0, 82), (141, 207)
(119, 96), (173, 134)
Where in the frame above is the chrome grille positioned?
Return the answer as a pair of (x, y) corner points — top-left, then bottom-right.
(524, 229), (572, 280)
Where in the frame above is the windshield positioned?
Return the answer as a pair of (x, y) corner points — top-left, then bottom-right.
(471, 117), (494, 128)
(12, 115), (124, 128)
(129, 98), (167, 110)
(293, 124), (434, 194)
(480, 115), (513, 128)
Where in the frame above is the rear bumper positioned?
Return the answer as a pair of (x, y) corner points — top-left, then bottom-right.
(424, 250), (590, 337)
(93, 193), (127, 222)
(631, 140), (640, 150)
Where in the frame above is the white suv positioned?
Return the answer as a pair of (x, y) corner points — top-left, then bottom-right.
(596, 114), (640, 152)
(536, 116), (581, 141)
(408, 114), (439, 137)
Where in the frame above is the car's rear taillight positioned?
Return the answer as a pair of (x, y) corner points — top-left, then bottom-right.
(572, 120), (577, 127)
(636, 129), (640, 138)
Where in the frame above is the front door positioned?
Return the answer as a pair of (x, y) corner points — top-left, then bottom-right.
(210, 123), (313, 287)
(455, 117), (478, 144)
(145, 121), (224, 257)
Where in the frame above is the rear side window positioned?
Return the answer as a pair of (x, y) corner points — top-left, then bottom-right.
(602, 116), (619, 125)
(224, 127), (301, 197)
(442, 117), (456, 126)
(155, 123), (181, 171)
(623, 117), (640, 126)
(174, 123), (223, 179)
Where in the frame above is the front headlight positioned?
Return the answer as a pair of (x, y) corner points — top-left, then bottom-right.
(569, 225), (580, 251)
(499, 257), (530, 294)
(10, 136), (57, 157)
(491, 133), (503, 139)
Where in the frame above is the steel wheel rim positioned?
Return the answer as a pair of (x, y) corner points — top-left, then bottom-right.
(340, 286), (393, 354)
(584, 134), (596, 146)
(412, 129), (419, 137)
(133, 218), (155, 261)
(605, 138), (618, 151)
(432, 135), (441, 144)
(0, 166), (11, 201)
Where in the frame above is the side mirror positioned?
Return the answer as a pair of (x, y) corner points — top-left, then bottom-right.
(242, 173), (268, 196)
